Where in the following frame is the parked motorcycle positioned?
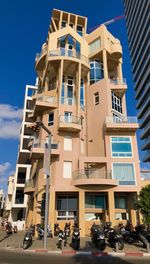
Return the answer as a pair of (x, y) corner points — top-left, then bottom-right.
(23, 231), (32, 250)
(36, 224), (44, 240)
(104, 223), (124, 250)
(57, 230), (66, 249)
(47, 224), (53, 238)
(54, 223), (60, 236)
(90, 224), (106, 251)
(64, 222), (71, 237)
(5, 222), (13, 235)
(71, 224), (81, 250)
(13, 225), (18, 233)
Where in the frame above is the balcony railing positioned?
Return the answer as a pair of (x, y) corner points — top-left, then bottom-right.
(32, 139), (59, 150)
(59, 115), (82, 125)
(106, 116), (138, 124)
(73, 168), (112, 180)
(109, 78), (126, 85)
(36, 95), (57, 104)
(35, 46), (47, 61)
(48, 48), (89, 64)
(25, 179), (34, 189)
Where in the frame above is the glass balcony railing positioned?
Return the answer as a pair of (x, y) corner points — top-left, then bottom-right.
(109, 78), (126, 85)
(48, 48), (89, 64)
(25, 179), (34, 189)
(35, 46), (47, 61)
(106, 116), (138, 124)
(31, 139), (59, 150)
(73, 168), (112, 180)
(59, 115), (82, 125)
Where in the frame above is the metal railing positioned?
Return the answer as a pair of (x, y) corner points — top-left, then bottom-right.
(59, 115), (82, 125)
(106, 116), (138, 124)
(32, 139), (59, 150)
(36, 95), (57, 104)
(109, 78), (126, 85)
(48, 48), (89, 64)
(25, 179), (34, 188)
(73, 168), (112, 180)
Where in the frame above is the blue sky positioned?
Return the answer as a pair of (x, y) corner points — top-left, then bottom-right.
(0, 0), (149, 193)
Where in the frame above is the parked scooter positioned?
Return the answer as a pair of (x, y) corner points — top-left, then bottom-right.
(47, 224), (53, 238)
(36, 224), (44, 240)
(104, 223), (124, 250)
(5, 222), (13, 235)
(57, 230), (66, 249)
(71, 223), (81, 250)
(23, 231), (32, 250)
(64, 222), (71, 237)
(13, 225), (18, 233)
(90, 223), (106, 251)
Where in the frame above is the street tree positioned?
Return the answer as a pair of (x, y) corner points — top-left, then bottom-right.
(137, 184), (150, 227)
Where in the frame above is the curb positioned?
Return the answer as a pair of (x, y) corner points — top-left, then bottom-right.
(23, 249), (150, 257)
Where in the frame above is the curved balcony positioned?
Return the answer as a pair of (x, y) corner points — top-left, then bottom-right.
(33, 95), (57, 113)
(111, 42), (122, 59)
(35, 46), (47, 71)
(48, 48), (89, 68)
(72, 168), (118, 186)
(105, 116), (139, 131)
(28, 138), (60, 158)
(58, 115), (82, 132)
(24, 179), (34, 195)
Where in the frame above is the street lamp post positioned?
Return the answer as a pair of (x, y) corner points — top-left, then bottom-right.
(36, 118), (51, 249)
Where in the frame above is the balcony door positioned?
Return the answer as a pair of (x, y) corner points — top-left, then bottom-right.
(64, 112), (72, 123)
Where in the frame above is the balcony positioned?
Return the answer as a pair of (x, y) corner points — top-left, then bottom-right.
(111, 42), (122, 59)
(48, 48), (89, 67)
(105, 116), (139, 131)
(58, 115), (82, 132)
(29, 138), (60, 158)
(33, 95), (57, 113)
(24, 179), (35, 195)
(108, 78), (127, 95)
(72, 168), (118, 186)
(35, 44), (47, 70)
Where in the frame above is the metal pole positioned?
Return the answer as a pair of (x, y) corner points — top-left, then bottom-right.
(43, 133), (51, 249)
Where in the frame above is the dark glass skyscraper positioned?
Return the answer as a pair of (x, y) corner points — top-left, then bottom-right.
(123, 0), (150, 162)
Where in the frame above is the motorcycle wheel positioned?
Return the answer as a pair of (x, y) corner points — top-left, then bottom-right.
(23, 241), (29, 250)
(97, 241), (106, 251)
(118, 241), (124, 250)
(74, 241), (79, 250)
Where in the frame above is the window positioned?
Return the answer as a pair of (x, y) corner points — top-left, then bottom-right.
(77, 25), (83, 36)
(67, 76), (74, 105)
(85, 194), (106, 209)
(115, 196), (126, 209)
(63, 161), (72, 178)
(112, 91), (122, 113)
(61, 76), (65, 104)
(89, 38), (101, 53)
(48, 112), (54, 126)
(57, 195), (77, 220)
(64, 112), (72, 122)
(61, 21), (66, 28)
(80, 79), (84, 109)
(113, 163), (135, 185)
(81, 139), (84, 154)
(64, 136), (72, 151)
(111, 137), (132, 157)
(94, 92), (99, 105)
(115, 212), (129, 221)
(69, 23), (74, 28)
(90, 60), (104, 84)
(113, 113), (123, 123)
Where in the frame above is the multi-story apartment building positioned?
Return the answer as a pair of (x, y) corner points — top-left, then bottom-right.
(123, 0), (150, 162)
(5, 175), (14, 220)
(0, 189), (5, 217)
(9, 84), (37, 229)
(14, 9), (141, 236)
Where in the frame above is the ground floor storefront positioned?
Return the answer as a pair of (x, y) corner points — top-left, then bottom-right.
(26, 190), (139, 237)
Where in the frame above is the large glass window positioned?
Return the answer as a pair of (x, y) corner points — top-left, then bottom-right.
(85, 194), (106, 209)
(115, 196), (126, 209)
(113, 163), (135, 185)
(112, 91), (122, 113)
(48, 112), (54, 126)
(80, 79), (84, 109)
(90, 60), (104, 84)
(57, 195), (77, 220)
(111, 137), (132, 157)
(89, 38), (101, 53)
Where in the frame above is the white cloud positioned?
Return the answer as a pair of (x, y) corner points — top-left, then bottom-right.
(0, 104), (22, 139)
(0, 163), (14, 193)
(0, 104), (22, 119)
(0, 162), (11, 175)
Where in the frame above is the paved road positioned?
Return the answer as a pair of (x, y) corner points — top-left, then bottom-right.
(0, 249), (150, 264)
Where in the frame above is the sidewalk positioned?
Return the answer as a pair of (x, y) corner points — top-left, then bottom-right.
(0, 230), (149, 257)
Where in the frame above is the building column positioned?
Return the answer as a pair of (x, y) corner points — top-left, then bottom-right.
(102, 49), (108, 79)
(128, 193), (137, 227)
(58, 59), (64, 115)
(49, 190), (55, 235)
(117, 61), (123, 81)
(108, 191), (115, 226)
(79, 190), (85, 237)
